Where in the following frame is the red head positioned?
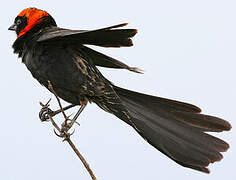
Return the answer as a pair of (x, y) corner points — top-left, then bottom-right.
(9, 8), (56, 38)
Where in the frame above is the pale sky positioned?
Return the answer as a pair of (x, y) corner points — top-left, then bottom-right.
(1, 0), (235, 179)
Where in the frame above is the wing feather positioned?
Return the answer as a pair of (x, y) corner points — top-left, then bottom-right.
(37, 23), (137, 47)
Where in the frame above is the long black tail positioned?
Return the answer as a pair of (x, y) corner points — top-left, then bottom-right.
(113, 86), (231, 173)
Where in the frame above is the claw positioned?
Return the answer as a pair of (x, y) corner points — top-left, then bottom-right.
(54, 128), (75, 141)
(53, 129), (63, 138)
(67, 113), (80, 126)
(74, 121), (80, 126)
(39, 98), (54, 122)
(70, 129), (75, 136)
(66, 118), (80, 126)
(39, 106), (54, 122)
(62, 129), (75, 141)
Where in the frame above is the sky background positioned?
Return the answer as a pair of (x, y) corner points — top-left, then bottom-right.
(1, 0), (235, 179)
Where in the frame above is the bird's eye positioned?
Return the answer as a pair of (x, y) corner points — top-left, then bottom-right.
(16, 19), (22, 25)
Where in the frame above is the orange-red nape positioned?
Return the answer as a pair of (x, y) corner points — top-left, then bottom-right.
(17, 8), (49, 38)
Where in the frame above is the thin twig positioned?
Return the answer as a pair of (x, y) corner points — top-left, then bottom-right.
(39, 81), (97, 180)
(65, 138), (97, 180)
(46, 113), (97, 180)
(48, 113), (61, 132)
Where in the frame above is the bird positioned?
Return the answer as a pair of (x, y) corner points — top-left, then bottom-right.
(9, 7), (231, 174)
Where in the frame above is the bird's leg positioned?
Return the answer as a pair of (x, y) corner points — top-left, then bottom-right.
(61, 99), (88, 133)
(38, 82), (96, 180)
(39, 103), (76, 122)
(46, 81), (87, 135)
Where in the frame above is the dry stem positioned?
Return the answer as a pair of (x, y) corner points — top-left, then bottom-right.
(39, 81), (97, 180)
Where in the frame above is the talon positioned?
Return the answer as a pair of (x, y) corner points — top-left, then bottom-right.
(60, 123), (76, 137)
(54, 128), (75, 140)
(67, 113), (80, 126)
(67, 119), (80, 126)
(62, 130), (75, 141)
(70, 129), (75, 136)
(39, 107), (54, 122)
(61, 121), (72, 131)
(74, 121), (80, 126)
(53, 129), (64, 138)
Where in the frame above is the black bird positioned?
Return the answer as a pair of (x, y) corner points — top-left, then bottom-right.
(9, 8), (231, 173)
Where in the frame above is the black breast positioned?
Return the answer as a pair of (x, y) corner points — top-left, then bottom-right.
(22, 42), (87, 104)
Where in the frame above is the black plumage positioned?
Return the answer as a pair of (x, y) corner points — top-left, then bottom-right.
(9, 8), (231, 173)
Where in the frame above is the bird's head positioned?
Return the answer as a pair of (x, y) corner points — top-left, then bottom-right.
(8, 8), (57, 38)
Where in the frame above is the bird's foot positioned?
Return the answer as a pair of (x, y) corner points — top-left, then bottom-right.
(39, 106), (54, 122)
(61, 118), (79, 134)
(51, 116), (77, 140)
(54, 128), (75, 141)
(39, 99), (54, 122)
(51, 119), (76, 141)
(39, 99), (76, 122)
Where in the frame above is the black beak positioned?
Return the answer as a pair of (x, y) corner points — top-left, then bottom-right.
(8, 23), (17, 31)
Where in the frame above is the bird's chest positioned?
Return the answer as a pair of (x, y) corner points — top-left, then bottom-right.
(22, 46), (84, 89)
(22, 49), (54, 85)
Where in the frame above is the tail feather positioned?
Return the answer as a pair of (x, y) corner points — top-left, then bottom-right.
(115, 86), (202, 113)
(113, 86), (231, 173)
(171, 111), (231, 132)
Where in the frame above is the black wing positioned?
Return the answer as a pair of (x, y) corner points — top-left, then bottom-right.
(79, 45), (142, 73)
(37, 23), (137, 47)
